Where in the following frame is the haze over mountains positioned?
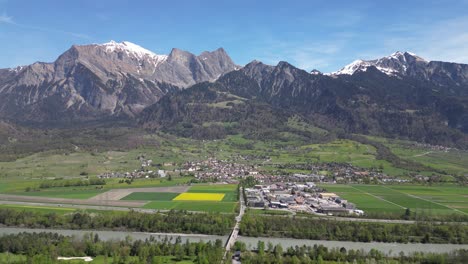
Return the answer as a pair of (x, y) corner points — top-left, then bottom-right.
(1, 41), (468, 147)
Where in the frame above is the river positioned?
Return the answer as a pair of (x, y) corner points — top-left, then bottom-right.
(1, 227), (466, 257)
(0, 227), (228, 244)
(237, 236), (468, 256)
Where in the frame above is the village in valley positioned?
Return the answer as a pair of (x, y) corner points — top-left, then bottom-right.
(94, 154), (413, 216)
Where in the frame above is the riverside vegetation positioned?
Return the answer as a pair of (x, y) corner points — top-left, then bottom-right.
(239, 214), (468, 244)
(0, 232), (466, 264)
(0, 209), (235, 236)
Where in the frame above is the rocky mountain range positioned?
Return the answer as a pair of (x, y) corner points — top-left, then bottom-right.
(0, 41), (237, 125)
(330, 51), (468, 94)
(1, 42), (468, 147)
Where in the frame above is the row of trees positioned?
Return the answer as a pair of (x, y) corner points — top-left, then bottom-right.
(233, 241), (468, 264)
(239, 214), (468, 244)
(36, 177), (106, 189)
(0, 209), (235, 236)
(0, 232), (224, 264)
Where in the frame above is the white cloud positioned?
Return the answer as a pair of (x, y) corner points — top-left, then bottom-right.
(0, 12), (13, 24)
(246, 30), (355, 72)
(0, 11), (90, 39)
(368, 16), (468, 64)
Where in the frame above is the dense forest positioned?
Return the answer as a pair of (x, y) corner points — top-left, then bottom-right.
(0, 209), (235, 236)
(233, 240), (468, 264)
(239, 214), (468, 244)
(0, 232), (224, 264)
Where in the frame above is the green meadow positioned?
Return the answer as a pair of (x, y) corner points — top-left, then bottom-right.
(320, 184), (468, 217)
(143, 201), (238, 213)
(121, 192), (180, 201)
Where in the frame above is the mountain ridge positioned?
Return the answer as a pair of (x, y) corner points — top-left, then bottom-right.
(0, 41), (238, 124)
(2, 42), (468, 147)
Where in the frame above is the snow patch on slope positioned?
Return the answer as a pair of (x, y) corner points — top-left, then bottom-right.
(101, 40), (168, 67)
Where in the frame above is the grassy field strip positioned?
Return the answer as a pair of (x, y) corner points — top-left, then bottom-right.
(8, 189), (106, 200)
(121, 192), (180, 201)
(383, 186), (468, 216)
(0, 204), (77, 214)
(348, 185), (406, 209)
(142, 200), (237, 213)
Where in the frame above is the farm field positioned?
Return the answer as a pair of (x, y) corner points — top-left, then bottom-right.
(120, 184), (239, 213)
(320, 184), (468, 217)
(2, 177), (193, 197)
(173, 193), (225, 201)
(142, 200), (237, 213)
(0, 204), (128, 215)
(8, 189), (105, 199)
(366, 136), (468, 176)
(0, 204), (77, 214)
(121, 192), (179, 201)
(187, 184), (238, 202)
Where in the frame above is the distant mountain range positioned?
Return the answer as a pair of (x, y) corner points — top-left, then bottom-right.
(1, 41), (468, 147)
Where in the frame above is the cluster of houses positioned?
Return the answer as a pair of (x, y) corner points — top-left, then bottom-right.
(271, 162), (408, 184)
(245, 182), (364, 216)
(413, 142), (452, 152)
(183, 158), (258, 183)
(98, 169), (166, 179)
(98, 155), (167, 179)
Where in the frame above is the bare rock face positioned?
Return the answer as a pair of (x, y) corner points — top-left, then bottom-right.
(0, 41), (237, 124)
(153, 47), (237, 87)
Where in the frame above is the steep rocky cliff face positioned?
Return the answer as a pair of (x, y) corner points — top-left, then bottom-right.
(0, 41), (237, 124)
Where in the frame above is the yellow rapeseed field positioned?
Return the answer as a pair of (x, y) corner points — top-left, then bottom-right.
(173, 192), (225, 201)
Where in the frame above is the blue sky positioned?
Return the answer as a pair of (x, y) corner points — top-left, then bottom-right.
(1, 0), (468, 72)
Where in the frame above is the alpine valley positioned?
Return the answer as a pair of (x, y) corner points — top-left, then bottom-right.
(1, 41), (467, 149)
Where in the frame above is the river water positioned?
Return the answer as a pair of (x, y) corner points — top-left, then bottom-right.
(1, 227), (467, 257)
(237, 236), (468, 256)
(0, 227), (228, 244)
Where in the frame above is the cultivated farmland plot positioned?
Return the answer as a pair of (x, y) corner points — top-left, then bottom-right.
(321, 184), (468, 216)
(121, 184), (239, 213)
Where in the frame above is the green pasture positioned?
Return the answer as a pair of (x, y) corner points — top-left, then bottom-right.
(10, 189), (105, 199)
(2, 176), (193, 197)
(366, 135), (468, 176)
(121, 192), (179, 201)
(143, 201), (238, 213)
(320, 184), (468, 217)
(0, 204), (77, 214)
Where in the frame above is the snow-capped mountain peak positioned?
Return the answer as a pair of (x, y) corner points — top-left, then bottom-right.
(310, 69), (322, 75)
(101, 40), (168, 66)
(329, 51), (427, 76)
(329, 59), (372, 75)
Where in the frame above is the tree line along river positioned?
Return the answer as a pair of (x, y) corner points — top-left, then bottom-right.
(0, 227), (467, 257)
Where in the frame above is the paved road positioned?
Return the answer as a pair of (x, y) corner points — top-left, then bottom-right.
(223, 187), (245, 263)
